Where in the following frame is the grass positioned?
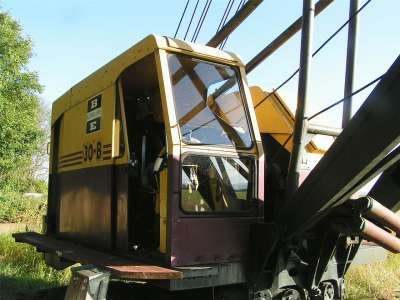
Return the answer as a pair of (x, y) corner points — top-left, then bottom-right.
(0, 192), (46, 226)
(345, 253), (400, 299)
(0, 234), (71, 299)
(0, 192), (71, 299)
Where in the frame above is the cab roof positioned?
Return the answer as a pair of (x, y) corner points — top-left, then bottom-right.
(51, 34), (244, 125)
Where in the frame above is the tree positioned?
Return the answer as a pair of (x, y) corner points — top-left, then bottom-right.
(0, 11), (45, 192)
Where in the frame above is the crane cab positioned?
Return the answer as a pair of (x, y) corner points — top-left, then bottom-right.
(47, 35), (264, 281)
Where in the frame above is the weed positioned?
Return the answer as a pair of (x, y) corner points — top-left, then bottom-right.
(0, 234), (71, 297)
(345, 253), (400, 299)
(0, 192), (46, 227)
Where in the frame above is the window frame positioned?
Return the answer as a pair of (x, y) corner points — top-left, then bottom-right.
(178, 152), (258, 216)
(166, 52), (256, 150)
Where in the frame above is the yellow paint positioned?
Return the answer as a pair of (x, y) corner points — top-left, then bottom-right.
(57, 85), (116, 172)
(249, 86), (324, 154)
(48, 34), (263, 256)
(51, 35), (245, 127)
(159, 168), (168, 254)
(114, 80), (130, 166)
(112, 119), (121, 158)
(50, 35), (249, 173)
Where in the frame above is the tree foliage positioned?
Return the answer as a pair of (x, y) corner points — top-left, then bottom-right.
(0, 11), (45, 191)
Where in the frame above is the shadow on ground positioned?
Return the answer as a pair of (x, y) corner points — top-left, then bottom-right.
(0, 280), (219, 300)
(0, 275), (65, 300)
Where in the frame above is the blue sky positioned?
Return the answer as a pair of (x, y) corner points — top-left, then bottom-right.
(2, 0), (399, 127)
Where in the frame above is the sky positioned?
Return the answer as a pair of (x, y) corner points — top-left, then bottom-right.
(2, 0), (399, 128)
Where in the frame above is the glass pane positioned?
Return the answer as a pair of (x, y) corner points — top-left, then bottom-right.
(181, 155), (254, 213)
(167, 54), (253, 148)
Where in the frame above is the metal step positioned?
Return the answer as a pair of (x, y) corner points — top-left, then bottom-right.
(13, 232), (183, 280)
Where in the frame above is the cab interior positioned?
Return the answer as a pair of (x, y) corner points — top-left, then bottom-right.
(119, 53), (165, 252)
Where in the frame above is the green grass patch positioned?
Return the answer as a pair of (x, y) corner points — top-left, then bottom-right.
(0, 192), (71, 298)
(0, 192), (46, 226)
(0, 234), (71, 298)
(345, 253), (400, 299)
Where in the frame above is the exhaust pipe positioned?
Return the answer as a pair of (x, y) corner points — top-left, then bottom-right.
(361, 219), (400, 253)
(331, 217), (400, 253)
(353, 196), (400, 237)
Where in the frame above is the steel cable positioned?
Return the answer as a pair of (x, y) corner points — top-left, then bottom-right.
(176, 0), (375, 152)
(174, 0), (190, 38)
(192, 0), (213, 42)
(184, 0), (200, 40)
(220, 0), (246, 49)
(194, 0), (213, 42)
(308, 74), (383, 120)
(267, 74), (383, 168)
(218, 0), (236, 49)
(216, 0), (233, 33)
(254, 0), (373, 110)
(191, 0), (209, 42)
